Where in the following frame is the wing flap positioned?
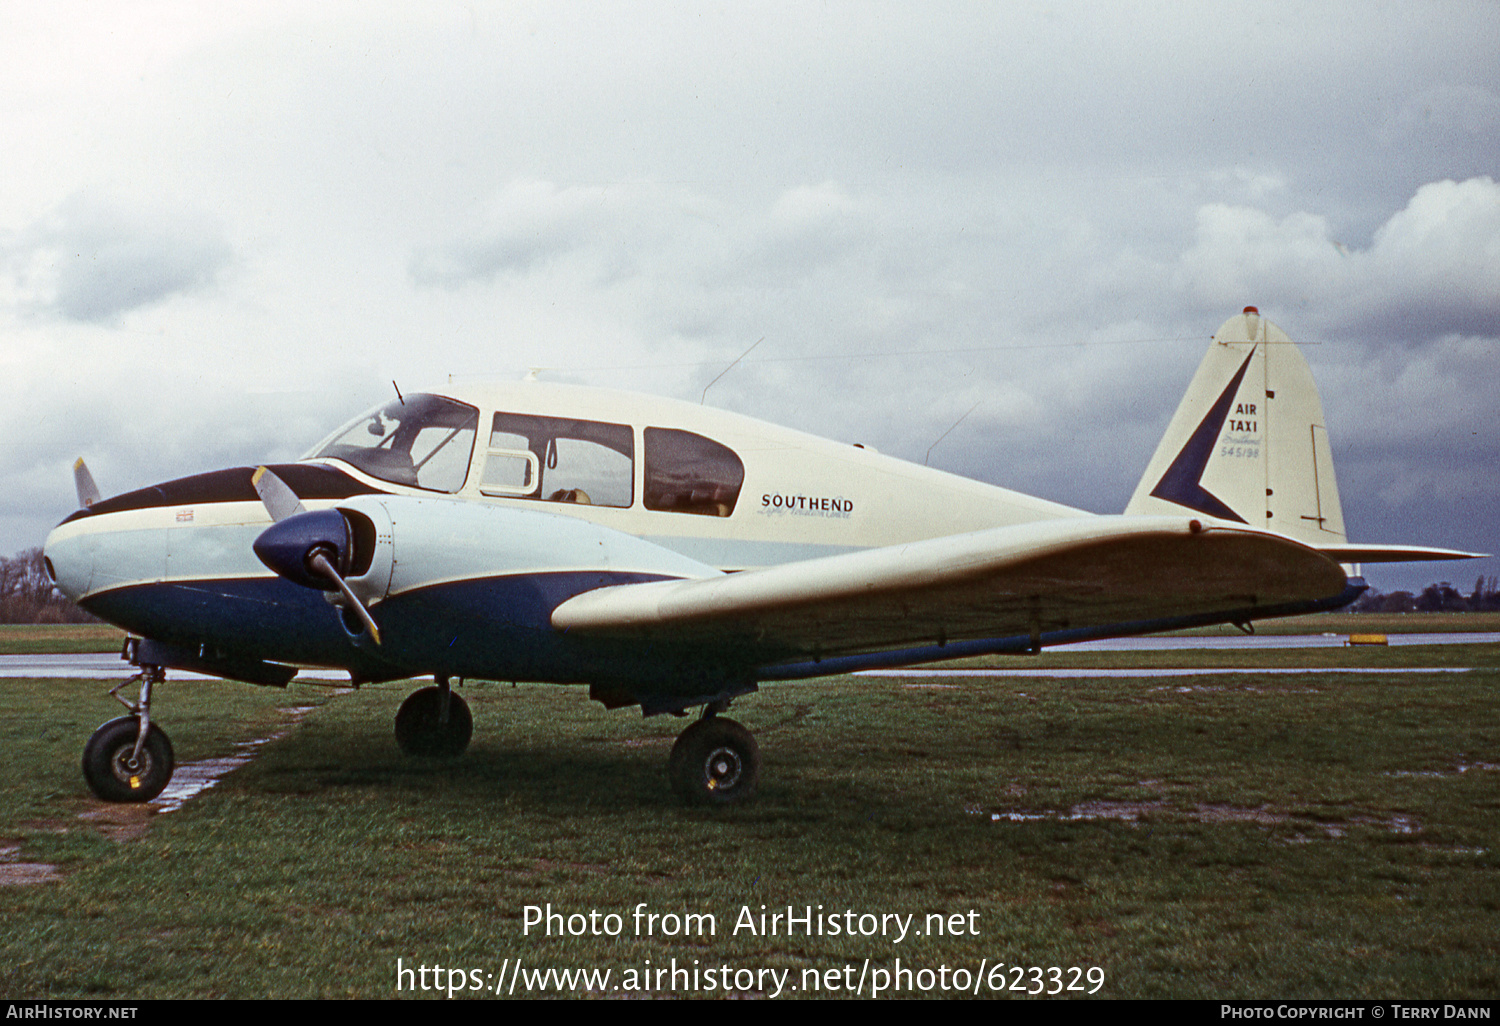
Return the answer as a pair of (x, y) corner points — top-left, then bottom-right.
(552, 516), (1349, 659)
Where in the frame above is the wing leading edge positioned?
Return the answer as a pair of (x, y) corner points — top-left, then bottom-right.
(552, 516), (1352, 666)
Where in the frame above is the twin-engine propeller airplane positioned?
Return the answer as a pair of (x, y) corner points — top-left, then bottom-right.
(43, 308), (1479, 805)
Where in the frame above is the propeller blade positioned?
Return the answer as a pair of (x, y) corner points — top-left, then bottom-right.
(251, 466), (307, 523)
(309, 550), (383, 646)
(73, 458), (101, 509)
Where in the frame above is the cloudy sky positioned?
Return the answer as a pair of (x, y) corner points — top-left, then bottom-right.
(3, 1), (1496, 594)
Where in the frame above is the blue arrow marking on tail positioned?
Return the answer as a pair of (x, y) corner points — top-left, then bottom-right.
(1148, 350), (1255, 523)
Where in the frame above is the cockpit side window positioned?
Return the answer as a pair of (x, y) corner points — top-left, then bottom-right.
(308, 395), (478, 493)
(643, 427), (744, 517)
(483, 413), (634, 508)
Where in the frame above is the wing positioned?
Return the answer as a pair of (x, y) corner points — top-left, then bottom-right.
(552, 515), (1352, 667)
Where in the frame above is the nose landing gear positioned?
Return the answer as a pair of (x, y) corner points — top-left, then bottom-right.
(82, 665), (175, 802)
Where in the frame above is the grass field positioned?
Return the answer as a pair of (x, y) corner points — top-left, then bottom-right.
(0, 624), (127, 655)
(0, 631), (1497, 999)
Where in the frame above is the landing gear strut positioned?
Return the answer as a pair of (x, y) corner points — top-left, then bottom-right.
(395, 677), (472, 758)
(669, 708), (760, 806)
(82, 666), (175, 802)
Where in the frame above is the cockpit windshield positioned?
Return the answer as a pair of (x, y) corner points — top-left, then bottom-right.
(304, 394), (479, 493)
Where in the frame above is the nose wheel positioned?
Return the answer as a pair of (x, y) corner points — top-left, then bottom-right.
(83, 716), (175, 802)
(82, 666), (174, 802)
(394, 680), (473, 758)
(669, 715), (760, 805)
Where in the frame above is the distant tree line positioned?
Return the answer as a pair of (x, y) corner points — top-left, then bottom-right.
(1350, 577), (1500, 614)
(0, 548), (97, 623)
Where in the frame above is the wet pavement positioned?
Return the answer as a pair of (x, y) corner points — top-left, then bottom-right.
(0, 653), (352, 680)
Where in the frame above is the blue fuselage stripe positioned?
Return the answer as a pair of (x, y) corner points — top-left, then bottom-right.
(81, 570), (706, 686)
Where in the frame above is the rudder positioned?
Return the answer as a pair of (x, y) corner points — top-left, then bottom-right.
(1126, 307), (1346, 547)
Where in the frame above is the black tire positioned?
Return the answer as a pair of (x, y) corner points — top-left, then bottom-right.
(668, 716), (760, 805)
(394, 687), (473, 758)
(82, 716), (175, 803)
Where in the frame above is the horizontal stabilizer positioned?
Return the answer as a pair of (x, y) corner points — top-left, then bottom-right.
(1317, 543), (1487, 563)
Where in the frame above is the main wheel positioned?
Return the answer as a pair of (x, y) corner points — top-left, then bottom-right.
(82, 716), (175, 803)
(669, 716), (760, 805)
(394, 687), (473, 758)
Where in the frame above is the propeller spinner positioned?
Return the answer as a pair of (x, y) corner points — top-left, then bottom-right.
(250, 467), (382, 645)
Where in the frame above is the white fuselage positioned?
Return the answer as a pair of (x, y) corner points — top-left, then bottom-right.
(327, 379), (1091, 571)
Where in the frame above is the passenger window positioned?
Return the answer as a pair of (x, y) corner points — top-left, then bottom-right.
(482, 414), (634, 508)
(644, 428), (744, 517)
(479, 451), (539, 495)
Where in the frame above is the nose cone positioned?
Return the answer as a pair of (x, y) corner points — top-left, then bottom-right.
(43, 520), (93, 603)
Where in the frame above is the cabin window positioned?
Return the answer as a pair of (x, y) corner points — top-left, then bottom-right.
(643, 427), (744, 517)
(307, 394), (478, 493)
(482, 413), (634, 508)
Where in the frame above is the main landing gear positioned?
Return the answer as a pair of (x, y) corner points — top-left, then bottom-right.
(391, 679), (760, 803)
(82, 665), (175, 803)
(669, 706), (760, 806)
(394, 677), (472, 758)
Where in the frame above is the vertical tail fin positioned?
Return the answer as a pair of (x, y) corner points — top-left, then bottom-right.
(1126, 307), (1346, 547)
